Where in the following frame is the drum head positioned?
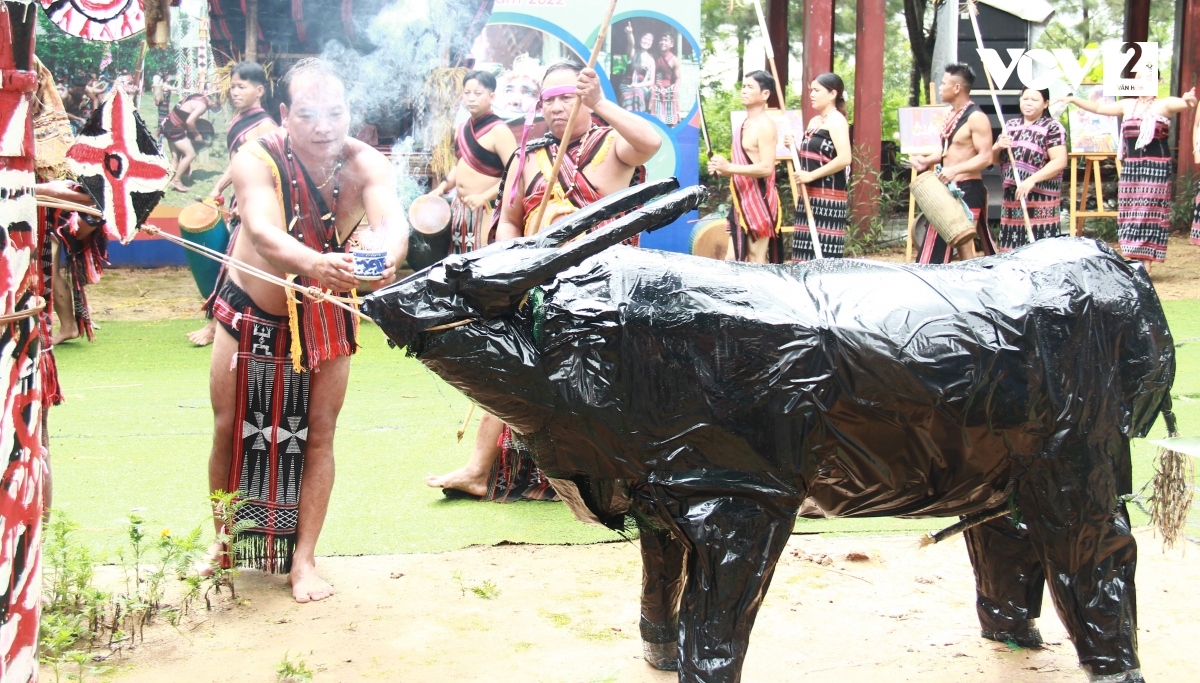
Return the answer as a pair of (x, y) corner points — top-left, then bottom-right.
(178, 202), (220, 232)
(409, 195), (452, 236)
(689, 219), (729, 260)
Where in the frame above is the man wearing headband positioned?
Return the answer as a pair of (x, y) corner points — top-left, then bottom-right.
(429, 60), (661, 503)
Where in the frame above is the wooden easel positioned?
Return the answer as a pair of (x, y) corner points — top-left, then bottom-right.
(1068, 152), (1120, 237)
(905, 166), (919, 261)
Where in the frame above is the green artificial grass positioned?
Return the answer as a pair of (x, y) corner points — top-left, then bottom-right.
(51, 302), (1200, 558)
(50, 321), (615, 558)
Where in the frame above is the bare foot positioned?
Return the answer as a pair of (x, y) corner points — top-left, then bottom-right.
(188, 320), (217, 346)
(50, 325), (79, 346)
(425, 466), (488, 498)
(193, 542), (225, 577)
(288, 561), (334, 603)
(172, 181), (189, 192)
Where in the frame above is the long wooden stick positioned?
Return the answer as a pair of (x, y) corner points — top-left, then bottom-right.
(528, 0), (619, 235)
(966, 0), (1036, 245)
(141, 225), (371, 321)
(751, 0), (822, 258)
(456, 403), (476, 442)
(698, 95), (714, 159)
(36, 197), (103, 217)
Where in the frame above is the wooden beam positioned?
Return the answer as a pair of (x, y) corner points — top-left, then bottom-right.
(1177, 0), (1200, 179)
(803, 0), (835, 123)
(246, 0), (259, 62)
(850, 0), (885, 237)
(767, 0), (789, 108)
(1123, 0), (1151, 43)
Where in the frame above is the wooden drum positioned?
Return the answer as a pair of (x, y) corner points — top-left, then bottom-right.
(177, 200), (229, 299)
(910, 171), (974, 248)
(406, 195), (452, 271)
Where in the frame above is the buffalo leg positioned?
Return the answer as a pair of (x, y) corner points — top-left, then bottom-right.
(963, 515), (1046, 647)
(1019, 456), (1142, 681)
(673, 495), (796, 683)
(638, 518), (687, 671)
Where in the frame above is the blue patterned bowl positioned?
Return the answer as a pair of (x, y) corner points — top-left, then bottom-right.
(353, 250), (388, 280)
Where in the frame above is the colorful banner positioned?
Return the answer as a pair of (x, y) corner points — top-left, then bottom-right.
(481, 0), (701, 252)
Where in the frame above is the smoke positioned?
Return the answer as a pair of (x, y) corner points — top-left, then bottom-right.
(321, 0), (484, 205)
(322, 0), (480, 134)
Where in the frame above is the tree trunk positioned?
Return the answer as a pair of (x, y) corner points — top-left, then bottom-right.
(903, 0), (929, 105)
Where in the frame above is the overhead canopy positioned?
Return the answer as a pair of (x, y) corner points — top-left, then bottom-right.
(976, 0), (1055, 25)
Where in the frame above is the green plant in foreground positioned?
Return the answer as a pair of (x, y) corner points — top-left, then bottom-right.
(471, 579), (501, 600)
(275, 651), (314, 682)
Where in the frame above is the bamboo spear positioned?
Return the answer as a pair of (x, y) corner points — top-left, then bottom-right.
(965, 0), (1037, 245)
(749, 0), (822, 258)
(528, 0), (620, 235)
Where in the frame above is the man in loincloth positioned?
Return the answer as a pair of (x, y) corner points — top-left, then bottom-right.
(161, 90), (215, 192)
(425, 70), (517, 255)
(205, 58), (407, 602)
(911, 63), (998, 264)
(709, 70), (782, 264)
(427, 59), (661, 501)
(189, 62), (279, 347)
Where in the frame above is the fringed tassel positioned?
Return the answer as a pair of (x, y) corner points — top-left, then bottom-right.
(1149, 396), (1194, 549)
(285, 274), (305, 374)
(233, 532), (298, 575)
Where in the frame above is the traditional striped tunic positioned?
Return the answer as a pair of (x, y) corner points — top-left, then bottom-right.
(998, 115), (1065, 250)
(1190, 186), (1200, 246)
(1118, 116), (1172, 262)
(792, 128), (847, 261)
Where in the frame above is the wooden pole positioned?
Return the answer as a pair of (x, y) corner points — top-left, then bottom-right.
(528, 0), (619, 235)
(752, 0), (821, 258)
(246, 0), (259, 63)
(966, 0), (1036, 245)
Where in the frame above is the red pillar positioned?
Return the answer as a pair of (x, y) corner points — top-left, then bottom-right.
(767, 0), (790, 108)
(803, 0), (835, 123)
(850, 0), (885, 236)
(1124, 0), (1151, 43)
(1178, 0), (1200, 179)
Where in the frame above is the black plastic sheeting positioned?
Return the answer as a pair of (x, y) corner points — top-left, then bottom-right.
(363, 182), (1172, 683)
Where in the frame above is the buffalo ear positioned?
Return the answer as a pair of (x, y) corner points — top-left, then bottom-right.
(532, 178), (680, 249)
(455, 185), (707, 316)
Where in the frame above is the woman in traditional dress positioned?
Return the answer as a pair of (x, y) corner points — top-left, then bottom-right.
(991, 87), (1067, 250)
(1191, 110), (1200, 247)
(791, 72), (851, 261)
(650, 33), (681, 126)
(620, 22), (655, 113)
(1062, 88), (1197, 268)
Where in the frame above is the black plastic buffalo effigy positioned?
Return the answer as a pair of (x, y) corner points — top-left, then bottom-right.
(363, 180), (1173, 683)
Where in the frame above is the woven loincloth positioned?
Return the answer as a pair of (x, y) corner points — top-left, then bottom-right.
(213, 280), (308, 573)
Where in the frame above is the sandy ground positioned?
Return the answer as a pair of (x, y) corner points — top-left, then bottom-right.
(79, 530), (1196, 683)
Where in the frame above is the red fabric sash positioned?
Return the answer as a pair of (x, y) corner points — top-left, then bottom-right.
(519, 126), (644, 244)
(456, 112), (505, 177)
(226, 106), (270, 157)
(729, 120), (779, 241)
(254, 131), (357, 370)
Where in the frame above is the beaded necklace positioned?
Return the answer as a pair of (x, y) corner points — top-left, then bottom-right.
(285, 135), (345, 252)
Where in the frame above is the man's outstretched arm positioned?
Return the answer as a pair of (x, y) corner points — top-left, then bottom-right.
(232, 151), (358, 291)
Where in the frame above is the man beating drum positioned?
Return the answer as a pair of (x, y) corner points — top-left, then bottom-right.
(424, 70), (517, 255)
(910, 63), (999, 264)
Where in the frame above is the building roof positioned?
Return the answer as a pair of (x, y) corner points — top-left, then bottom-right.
(976, 0), (1055, 25)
